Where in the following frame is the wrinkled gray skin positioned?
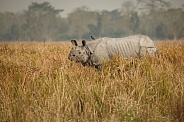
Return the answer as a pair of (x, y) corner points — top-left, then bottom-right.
(68, 35), (158, 69)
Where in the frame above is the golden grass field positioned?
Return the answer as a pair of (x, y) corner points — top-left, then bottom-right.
(0, 41), (184, 122)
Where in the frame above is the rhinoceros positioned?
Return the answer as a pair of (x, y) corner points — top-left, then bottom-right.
(68, 35), (158, 68)
(68, 38), (101, 66)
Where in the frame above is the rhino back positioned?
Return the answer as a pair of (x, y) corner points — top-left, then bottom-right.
(91, 37), (141, 65)
(105, 38), (140, 58)
(86, 39), (102, 52)
(87, 35), (143, 52)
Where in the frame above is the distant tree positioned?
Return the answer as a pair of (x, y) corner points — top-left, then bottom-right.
(88, 12), (102, 38)
(54, 18), (69, 41)
(1, 0), (184, 41)
(27, 2), (63, 15)
(100, 9), (124, 37)
(121, 1), (135, 16)
(120, 1), (138, 36)
(23, 2), (64, 41)
(136, 0), (171, 39)
(137, 0), (170, 12)
(0, 12), (24, 41)
(130, 12), (139, 34)
(67, 6), (97, 40)
(88, 9), (123, 38)
(160, 8), (184, 40)
(155, 22), (166, 39)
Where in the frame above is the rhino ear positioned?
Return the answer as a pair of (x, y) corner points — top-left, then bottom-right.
(91, 35), (95, 40)
(71, 40), (78, 46)
(82, 40), (86, 46)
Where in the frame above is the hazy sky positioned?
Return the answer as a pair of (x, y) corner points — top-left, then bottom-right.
(0, 0), (183, 17)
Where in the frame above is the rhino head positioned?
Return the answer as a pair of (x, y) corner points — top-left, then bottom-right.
(68, 40), (92, 66)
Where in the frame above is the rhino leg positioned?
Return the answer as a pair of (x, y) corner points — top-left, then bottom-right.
(139, 46), (147, 57)
(94, 65), (102, 70)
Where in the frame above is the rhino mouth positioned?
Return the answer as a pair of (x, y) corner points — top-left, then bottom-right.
(68, 56), (77, 62)
(69, 57), (82, 64)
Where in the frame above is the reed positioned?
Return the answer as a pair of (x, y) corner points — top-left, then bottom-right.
(0, 41), (183, 121)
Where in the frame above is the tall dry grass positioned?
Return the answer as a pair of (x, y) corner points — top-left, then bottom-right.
(0, 41), (184, 122)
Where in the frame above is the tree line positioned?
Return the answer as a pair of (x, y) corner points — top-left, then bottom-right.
(0, 0), (184, 41)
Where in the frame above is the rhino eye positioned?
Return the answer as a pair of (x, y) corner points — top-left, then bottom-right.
(72, 54), (75, 56)
(79, 52), (81, 54)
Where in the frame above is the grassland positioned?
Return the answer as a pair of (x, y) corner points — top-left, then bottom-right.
(0, 41), (184, 122)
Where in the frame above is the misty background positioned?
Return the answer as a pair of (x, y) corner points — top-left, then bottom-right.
(0, 0), (184, 41)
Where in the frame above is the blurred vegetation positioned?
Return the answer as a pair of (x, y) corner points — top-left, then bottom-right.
(0, 0), (184, 41)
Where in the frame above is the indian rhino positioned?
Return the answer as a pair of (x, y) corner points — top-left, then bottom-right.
(68, 38), (101, 66)
(68, 35), (158, 68)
